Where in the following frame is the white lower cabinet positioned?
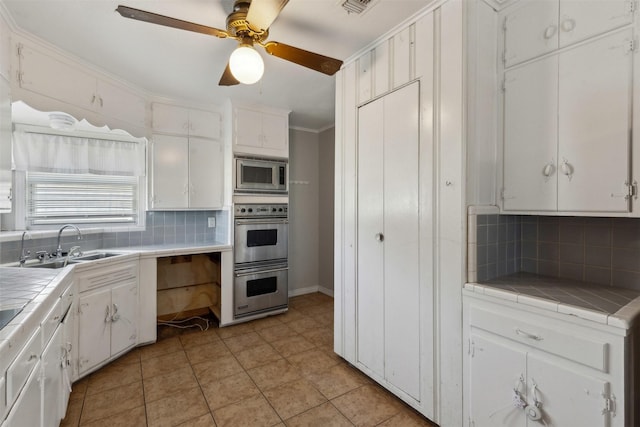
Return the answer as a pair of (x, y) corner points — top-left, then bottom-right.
(464, 293), (631, 427)
(3, 361), (42, 427)
(76, 262), (138, 376)
(41, 327), (64, 427)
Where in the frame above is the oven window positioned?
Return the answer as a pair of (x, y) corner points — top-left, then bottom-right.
(243, 166), (273, 184)
(247, 276), (278, 297)
(247, 229), (278, 247)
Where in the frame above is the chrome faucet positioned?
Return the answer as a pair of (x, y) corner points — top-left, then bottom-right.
(19, 230), (32, 266)
(55, 224), (82, 258)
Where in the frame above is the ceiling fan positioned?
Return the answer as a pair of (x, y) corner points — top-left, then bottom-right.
(116, 0), (343, 86)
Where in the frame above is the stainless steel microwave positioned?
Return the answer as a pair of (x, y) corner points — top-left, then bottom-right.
(235, 157), (288, 194)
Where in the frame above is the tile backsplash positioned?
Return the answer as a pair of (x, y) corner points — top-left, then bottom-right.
(469, 210), (640, 291)
(0, 210), (229, 265)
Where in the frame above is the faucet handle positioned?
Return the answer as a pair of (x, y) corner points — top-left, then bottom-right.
(35, 251), (49, 262)
(68, 246), (83, 258)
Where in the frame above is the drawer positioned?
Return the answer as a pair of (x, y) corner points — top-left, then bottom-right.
(41, 297), (62, 348)
(469, 305), (608, 372)
(6, 327), (41, 405)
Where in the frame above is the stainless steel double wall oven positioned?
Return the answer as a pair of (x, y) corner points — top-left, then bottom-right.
(233, 203), (288, 318)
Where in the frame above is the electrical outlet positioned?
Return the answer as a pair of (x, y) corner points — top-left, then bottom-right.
(207, 217), (216, 228)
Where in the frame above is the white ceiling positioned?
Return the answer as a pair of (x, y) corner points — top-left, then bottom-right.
(1, 0), (430, 131)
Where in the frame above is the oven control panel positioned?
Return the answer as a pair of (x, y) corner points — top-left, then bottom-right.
(235, 203), (288, 218)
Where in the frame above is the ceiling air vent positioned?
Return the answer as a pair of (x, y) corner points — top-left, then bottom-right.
(341, 0), (374, 15)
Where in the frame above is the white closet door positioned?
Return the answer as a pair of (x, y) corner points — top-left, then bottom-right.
(383, 82), (420, 399)
(503, 55), (558, 211)
(356, 82), (420, 399)
(558, 29), (632, 212)
(356, 96), (385, 377)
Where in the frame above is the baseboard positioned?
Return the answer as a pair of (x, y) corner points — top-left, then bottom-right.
(288, 286), (319, 297)
(318, 286), (334, 297)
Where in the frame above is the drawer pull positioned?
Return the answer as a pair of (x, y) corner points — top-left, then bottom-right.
(28, 353), (38, 361)
(515, 328), (542, 341)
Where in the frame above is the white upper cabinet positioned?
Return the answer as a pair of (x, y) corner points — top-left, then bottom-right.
(0, 76), (11, 212)
(152, 103), (221, 139)
(0, 13), (11, 80)
(503, 29), (633, 214)
(502, 0), (633, 68)
(16, 42), (146, 128)
(232, 105), (289, 158)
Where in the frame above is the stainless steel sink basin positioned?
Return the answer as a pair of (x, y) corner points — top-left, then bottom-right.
(25, 259), (81, 269)
(73, 252), (123, 261)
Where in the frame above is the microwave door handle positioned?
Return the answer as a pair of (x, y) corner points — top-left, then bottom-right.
(235, 266), (289, 277)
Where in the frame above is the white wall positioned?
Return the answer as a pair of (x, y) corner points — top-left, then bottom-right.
(318, 127), (335, 295)
(288, 128), (320, 296)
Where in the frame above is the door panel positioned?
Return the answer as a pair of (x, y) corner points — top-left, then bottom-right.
(383, 82), (420, 399)
(78, 288), (111, 374)
(503, 0), (559, 68)
(503, 55), (559, 211)
(151, 135), (189, 209)
(189, 138), (223, 209)
(559, 0), (633, 48)
(356, 96), (385, 377)
(110, 281), (138, 356)
(558, 29), (632, 212)
(527, 354), (609, 426)
(469, 333), (527, 427)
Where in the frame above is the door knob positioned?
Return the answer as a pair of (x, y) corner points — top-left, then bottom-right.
(375, 233), (384, 242)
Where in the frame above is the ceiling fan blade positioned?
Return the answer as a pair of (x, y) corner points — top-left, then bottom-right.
(262, 41), (342, 76)
(219, 63), (240, 86)
(116, 5), (229, 39)
(246, 0), (289, 32)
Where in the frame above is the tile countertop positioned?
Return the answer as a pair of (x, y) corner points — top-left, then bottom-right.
(0, 241), (232, 368)
(0, 266), (70, 372)
(465, 272), (640, 329)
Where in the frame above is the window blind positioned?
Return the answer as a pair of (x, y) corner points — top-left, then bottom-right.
(27, 172), (138, 226)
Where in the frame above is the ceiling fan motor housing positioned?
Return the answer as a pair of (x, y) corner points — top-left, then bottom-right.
(227, 0), (268, 41)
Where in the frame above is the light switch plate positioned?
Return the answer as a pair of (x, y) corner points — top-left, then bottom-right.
(207, 217), (216, 228)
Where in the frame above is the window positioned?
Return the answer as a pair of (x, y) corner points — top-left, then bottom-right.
(27, 172), (140, 226)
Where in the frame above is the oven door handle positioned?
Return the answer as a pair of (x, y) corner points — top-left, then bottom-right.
(235, 219), (289, 225)
(235, 266), (289, 277)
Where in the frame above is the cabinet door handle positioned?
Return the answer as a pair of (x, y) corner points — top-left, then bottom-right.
(104, 305), (111, 323)
(515, 328), (542, 341)
(542, 161), (555, 180)
(561, 18), (576, 32)
(543, 25), (557, 40)
(375, 233), (384, 242)
(560, 159), (574, 181)
(111, 303), (120, 322)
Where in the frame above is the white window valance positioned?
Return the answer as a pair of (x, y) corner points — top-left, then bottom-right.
(12, 130), (146, 176)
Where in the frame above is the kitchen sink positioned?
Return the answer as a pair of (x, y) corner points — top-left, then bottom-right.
(24, 259), (82, 269)
(73, 252), (123, 261)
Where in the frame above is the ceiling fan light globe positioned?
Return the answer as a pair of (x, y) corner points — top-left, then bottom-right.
(229, 46), (264, 84)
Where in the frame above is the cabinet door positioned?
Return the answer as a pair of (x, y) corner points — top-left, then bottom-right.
(188, 109), (221, 139)
(189, 138), (224, 209)
(233, 107), (263, 151)
(559, 0), (633, 48)
(3, 362), (42, 427)
(97, 79), (146, 127)
(19, 43), (95, 110)
(60, 305), (74, 415)
(110, 281), (138, 357)
(468, 334), (527, 427)
(356, 82), (420, 399)
(382, 82), (420, 399)
(150, 135), (189, 209)
(558, 29), (632, 212)
(503, 0), (559, 68)
(41, 326), (63, 427)
(77, 288), (111, 375)
(261, 111), (288, 154)
(0, 76), (11, 212)
(527, 354), (609, 426)
(356, 94), (385, 378)
(152, 103), (189, 134)
(503, 55), (558, 211)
